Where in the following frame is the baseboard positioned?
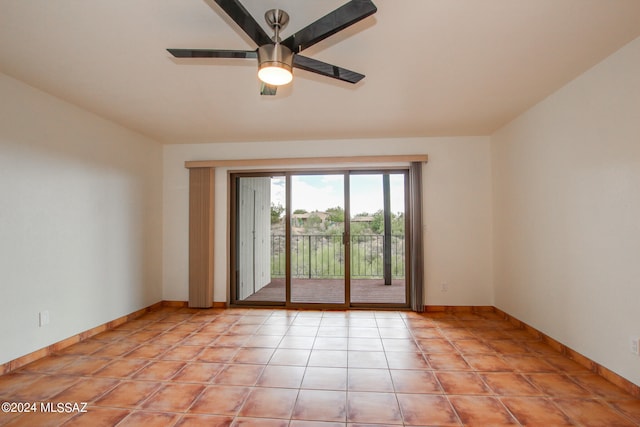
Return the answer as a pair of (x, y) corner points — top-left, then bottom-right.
(0, 300), (228, 374)
(161, 300), (189, 308)
(425, 305), (494, 313)
(492, 307), (640, 399)
(1, 302), (638, 398)
(0, 301), (164, 376)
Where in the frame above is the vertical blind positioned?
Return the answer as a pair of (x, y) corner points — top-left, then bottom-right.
(409, 161), (425, 312)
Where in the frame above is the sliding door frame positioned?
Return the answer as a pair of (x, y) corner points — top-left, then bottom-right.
(229, 171), (286, 307)
(229, 167), (413, 310)
(348, 169), (411, 310)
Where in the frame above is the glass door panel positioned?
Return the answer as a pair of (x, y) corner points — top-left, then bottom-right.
(290, 174), (346, 305)
(235, 176), (286, 303)
(349, 173), (407, 304)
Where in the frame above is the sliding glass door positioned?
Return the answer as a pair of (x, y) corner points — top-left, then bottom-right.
(231, 170), (409, 308)
(349, 172), (407, 305)
(290, 173), (346, 305)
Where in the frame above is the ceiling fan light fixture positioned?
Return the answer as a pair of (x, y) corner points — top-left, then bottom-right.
(168, 2), (377, 94)
(257, 44), (293, 86)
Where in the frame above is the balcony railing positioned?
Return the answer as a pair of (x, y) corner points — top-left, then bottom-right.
(270, 234), (405, 279)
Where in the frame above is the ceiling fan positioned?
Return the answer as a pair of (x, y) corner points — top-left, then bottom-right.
(168, 0), (377, 95)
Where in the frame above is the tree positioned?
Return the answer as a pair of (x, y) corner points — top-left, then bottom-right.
(304, 213), (323, 231)
(350, 222), (367, 235)
(293, 209), (308, 214)
(392, 212), (405, 235)
(371, 209), (384, 234)
(326, 206), (344, 223)
(271, 203), (284, 224)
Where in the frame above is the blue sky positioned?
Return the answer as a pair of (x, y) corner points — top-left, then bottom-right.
(271, 174), (405, 216)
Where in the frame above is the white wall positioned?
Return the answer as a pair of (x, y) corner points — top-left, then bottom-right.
(492, 37), (640, 386)
(163, 137), (493, 306)
(0, 73), (163, 365)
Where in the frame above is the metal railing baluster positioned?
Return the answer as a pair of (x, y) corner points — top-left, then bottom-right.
(270, 234), (405, 279)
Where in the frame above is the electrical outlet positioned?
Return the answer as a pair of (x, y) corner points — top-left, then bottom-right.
(630, 337), (640, 356)
(441, 283), (448, 292)
(39, 310), (50, 327)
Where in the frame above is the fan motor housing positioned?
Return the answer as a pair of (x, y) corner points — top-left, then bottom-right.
(257, 44), (294, 74)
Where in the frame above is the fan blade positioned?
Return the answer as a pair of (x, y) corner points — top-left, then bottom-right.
(213, 0), (272, 47)
(282, 0), (377, 53)
(260, 83), (277, 96)
(167, 48), (257, 59)
(293, 55), (365, 84)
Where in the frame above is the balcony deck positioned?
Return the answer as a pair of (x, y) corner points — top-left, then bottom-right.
(243, 278), (406, 305)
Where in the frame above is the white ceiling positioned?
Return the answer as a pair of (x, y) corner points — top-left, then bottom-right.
(1, 0), (640, 144)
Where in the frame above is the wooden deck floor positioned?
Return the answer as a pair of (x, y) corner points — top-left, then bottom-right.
(243, 278), (406, 305)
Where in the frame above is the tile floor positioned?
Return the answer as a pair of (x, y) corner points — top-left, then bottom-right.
(1, 307), (639, 426)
